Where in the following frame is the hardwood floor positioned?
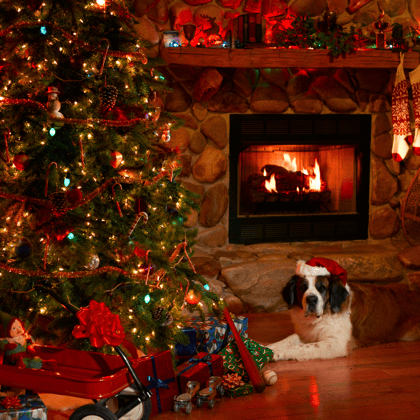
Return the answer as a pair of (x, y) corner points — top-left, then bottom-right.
(46, 312), (420, 420)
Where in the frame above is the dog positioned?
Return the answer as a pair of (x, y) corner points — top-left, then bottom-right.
(267, 257), (420, 361)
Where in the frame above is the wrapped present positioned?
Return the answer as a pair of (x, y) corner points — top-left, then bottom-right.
(175, 327), (197, 358)
(219, 337), (273, 382)
(176, 352), (223, 392)
(138, 351), (178, 418)
(0, 393), (47, 420)
(185, 314), (248, 354)
(226, 383), (254, 398)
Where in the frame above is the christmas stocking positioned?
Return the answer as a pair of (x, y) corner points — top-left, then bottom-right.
(409, 64), (420, 156)
(392, 53), (413, 162)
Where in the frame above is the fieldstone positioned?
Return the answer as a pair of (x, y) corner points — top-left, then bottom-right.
(372, 132), (393, 159)
(234, 68), (259, 98)
(286, 69), (310, 96)
(378, 0), (406, 17)
(183, 208), (198, 227)
(133, 17), (160, 45)
(165, 127), (189, 152)
(356, 89), (369, 111)
(184, 0), (212, 6)
(213, 250), (257, 265)
(220, 256), (296, 312)
(177, 154), (191, 177)
(190, 256), (222, 276)
(288, 0), (328, 16)
(207, 91), (249, 113)
(217, 0), (243, 9)
(133, 0), (160, 16)
(329, 0), (347, 14)
(291, 89), (323, 114)
(405, 152), (420, 170)
(409, 0), (420, 21)
(250, 83), (289, 113)
(369, 207), (401, 239)
(261, 68), (290, 90)
(192, 145), (227, 183)
(193, 68), (224, 102)
(371, 157), (399, 205)
(334, 69), (355, 94)
(148, 0), (169, 23)
(261, 0), (288, 18)
(373, 113), (392, 136)
(398, 171), (413, 192)
(220, 71), (235, 92)
(180, 180), (205, 203)
(169, 2), (193, 29)
(196, 224), (228, 247)
(173, 113), (198, 129)
(355, 69), (389, 93)
(223, 294), (245, 314)
(198, 183), (229, 227)
(189, 130), (207, 153)
(369, 94), (391, 113)
(168, 66), (196, 82)
(192, 102), (208, 121)
(193, 5), (224, 30)
(352, 0), (380, 24)
(200, 115), (227, 149)
(164, 82), (192, 112)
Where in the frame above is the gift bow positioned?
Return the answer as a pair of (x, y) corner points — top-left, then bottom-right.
(147, 376), (169, 390)
(72, 300), (125, 348)
(189, 354), (212, 364)
(1, 396), (22, 409)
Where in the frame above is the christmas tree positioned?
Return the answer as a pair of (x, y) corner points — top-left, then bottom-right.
(0, 0), (221, 355)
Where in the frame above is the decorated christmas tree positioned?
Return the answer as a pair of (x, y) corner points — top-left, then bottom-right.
(0, 0), (221, 354)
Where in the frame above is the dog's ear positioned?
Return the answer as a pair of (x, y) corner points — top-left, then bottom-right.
(282, 275), (300, 307)
(329, 277), (349, 313)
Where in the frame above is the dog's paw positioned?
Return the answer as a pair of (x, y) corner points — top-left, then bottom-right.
(267, 344), (286, 361)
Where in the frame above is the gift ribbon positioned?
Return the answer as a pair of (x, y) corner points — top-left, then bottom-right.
(1, 396), (22, 409)
(176, 354), (214, 393)
(146, 355), (175, 413)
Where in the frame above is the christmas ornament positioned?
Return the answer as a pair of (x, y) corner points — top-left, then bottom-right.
(85, 254), (100, 270)
(167, 207), (184, 226)
(152, 306), (173, 326)
(13, 153), (29, 170)
(15, 238), (32, 258)
(392, 52), (413, 162)
(46, 86), (65, 128)
(49, 192), (68, 217)
(1, 128), (10, 164)
(27, 0), (43, 11)
(66, 187), (83, 205)
(262, 370), (277, 386)
(99, 85), (118, 112)
(185, 289), (201, 305)
(139, 261), (155, 276)
(135, 197), (148, 214)
(110, 151), (123, 168)
(409, 65), (420, 156)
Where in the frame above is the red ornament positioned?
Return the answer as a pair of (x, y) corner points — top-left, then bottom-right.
(185, 289), (201, 305)
(13, 153), (29, 170)
(110, 151), (123, 168)
(66, 187), (83, 205)
(135, 197), (148, 214)
(139, 261), (155, 275)
(27, 0), (43, 11)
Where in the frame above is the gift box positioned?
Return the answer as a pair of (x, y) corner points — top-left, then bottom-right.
(175, 327), (197, 358)
(219, 337), (273, 382)
(138, 351), (178, 418)
(176, 352), (223, 392)
(226, 383), (254, 398)
(185, 314), (248, 354)
(0, 393), (47, 420)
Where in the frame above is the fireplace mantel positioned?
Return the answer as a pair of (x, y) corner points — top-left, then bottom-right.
(161, 46), (420, 69)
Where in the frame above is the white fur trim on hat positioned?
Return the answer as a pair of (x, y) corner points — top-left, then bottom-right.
(296, 260), (330, 278)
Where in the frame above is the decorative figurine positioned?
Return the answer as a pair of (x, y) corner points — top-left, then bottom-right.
(373, 8), (390, 49)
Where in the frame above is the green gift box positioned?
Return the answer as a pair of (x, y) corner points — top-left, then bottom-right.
(219, 337), (273, 381)
(225, 383), (254, 398)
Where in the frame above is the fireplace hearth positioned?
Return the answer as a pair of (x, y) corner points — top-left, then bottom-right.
(229, 114), (371, 244)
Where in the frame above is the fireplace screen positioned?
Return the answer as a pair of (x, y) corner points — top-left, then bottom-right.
(229, 114), (371, 244)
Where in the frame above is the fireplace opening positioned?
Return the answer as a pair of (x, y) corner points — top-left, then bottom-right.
(229, 114), (371, 244)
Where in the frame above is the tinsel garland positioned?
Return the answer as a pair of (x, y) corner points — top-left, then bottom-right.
(0, 21), (147, 64)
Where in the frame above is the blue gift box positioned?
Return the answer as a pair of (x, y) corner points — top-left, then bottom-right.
(0, 393), (47, 420)
(175, 327), (197, 358)
(185, 314), (248, 354)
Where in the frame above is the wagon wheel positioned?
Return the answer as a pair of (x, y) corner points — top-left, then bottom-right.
(70, 404), (118, 420)
(105, 395), (152, 420)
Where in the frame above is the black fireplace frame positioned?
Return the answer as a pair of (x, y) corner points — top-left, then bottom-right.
(229, 114), (371, 244)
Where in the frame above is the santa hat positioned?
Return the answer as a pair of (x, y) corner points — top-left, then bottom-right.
(0, 310), (20, 337)
(296, 257), (347, 285)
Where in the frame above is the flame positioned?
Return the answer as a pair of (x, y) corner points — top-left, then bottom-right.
(283, 153), (297, 172)
(265, 173), (277, 193)
(309, 158), (321, 191)
(263, 168), (267, 176)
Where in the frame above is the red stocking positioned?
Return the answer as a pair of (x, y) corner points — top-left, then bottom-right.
(409, 65), (420, 156)
(392, 53), (413, 161)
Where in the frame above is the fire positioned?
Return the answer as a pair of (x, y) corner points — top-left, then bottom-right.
(283, 153), (297, 172)
(309, 159), (321, 191)
(265, 173), (277, 193)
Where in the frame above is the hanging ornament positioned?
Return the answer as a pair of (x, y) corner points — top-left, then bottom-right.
(0, 128), (10, 164)
(65, 187), (83, 205)
(152, 306), (173, 326)
(41, 218), (73, 241)
(15, 238), (32, 258)
(13, 153), (30, 170)
(99, 85), (118, 113)
(135, 197), (148, 214)
(167, 206), (184, 227)
(110, 151), (123, 168)
(49, 192), (68, 217)
(46, 87), (65, 128)
(27, 0), (43, 11)
(70, 47), (84, 71)
(185, 289), (201, 305)
(139, 261), (155, 276)
(85, 254), (100, 270)
(161, 123), (171, 143)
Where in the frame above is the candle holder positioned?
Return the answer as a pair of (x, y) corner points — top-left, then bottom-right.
(183, 24), (196, 47)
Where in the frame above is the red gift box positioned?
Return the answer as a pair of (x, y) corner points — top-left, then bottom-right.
(137, 351), (178, 417)
(176, 352), (223, 392)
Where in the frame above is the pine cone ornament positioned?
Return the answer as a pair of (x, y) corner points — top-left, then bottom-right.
(99, 85), (118, 112)
(152, 306), (173, 326)
(49, 192), (68, 217)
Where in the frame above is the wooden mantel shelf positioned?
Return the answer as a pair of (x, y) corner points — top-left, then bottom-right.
(160, 46), (420, 69)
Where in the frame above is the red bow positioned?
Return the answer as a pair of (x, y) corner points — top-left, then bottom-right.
(1, 396), (22, 409)
(72, 300), (125, 348)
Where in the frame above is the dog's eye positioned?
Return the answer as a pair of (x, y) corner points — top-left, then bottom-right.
(316, 284), (326, 293)
(300, 284), (308, 292)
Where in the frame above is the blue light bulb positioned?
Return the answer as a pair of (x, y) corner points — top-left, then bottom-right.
(49, 127), (56, 136)
(204, 284), (210, 291)
(67, 233), (74, 240)
(64, 178), (70, 187)
(40, 26), (47, 35)
(144, 294), (151, 304)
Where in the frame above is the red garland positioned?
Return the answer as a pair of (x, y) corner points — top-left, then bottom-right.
(72, 300), (125, 347)
(1, 396), (22, 409)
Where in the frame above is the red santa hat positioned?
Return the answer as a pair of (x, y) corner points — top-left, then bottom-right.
(296, 257), (347, 285)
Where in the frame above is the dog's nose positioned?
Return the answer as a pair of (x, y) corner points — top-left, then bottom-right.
(306, 295), (318, 305)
